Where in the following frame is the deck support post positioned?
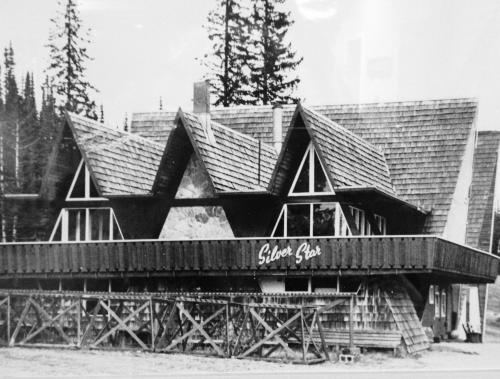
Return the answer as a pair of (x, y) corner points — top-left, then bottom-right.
(349, 295), (354, 350)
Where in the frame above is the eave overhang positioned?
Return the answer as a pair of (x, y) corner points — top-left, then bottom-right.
(334, 186), (429, 216)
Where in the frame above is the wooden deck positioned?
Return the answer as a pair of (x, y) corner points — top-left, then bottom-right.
(0, 236), (497, 282)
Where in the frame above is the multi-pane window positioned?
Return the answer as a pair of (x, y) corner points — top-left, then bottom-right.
(50, 208), (123, 242)
(272, 143), (388, 238)
(272, 203), (349, 237)
(272, 203), (386, 237)
(289, 144), (334, 195)
(350, 206), (387, 235)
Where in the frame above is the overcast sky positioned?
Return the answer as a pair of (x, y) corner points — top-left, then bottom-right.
(1, 0), (500, 130)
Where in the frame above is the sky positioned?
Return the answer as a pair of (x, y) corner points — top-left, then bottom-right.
(0, 0), (500, 130)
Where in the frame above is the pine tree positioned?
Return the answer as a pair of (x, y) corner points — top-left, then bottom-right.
(46, 0), (98, 117)
(38, 76), (60, 180)
(2, 43), (21, 192)
(202, 0), (253, 106)
(0, 63), (3, 112)
(19, 72), (39, 192)
(99, 104), (104, 123)
(249, 0), (302, 105)
(123, 113), (128, 132)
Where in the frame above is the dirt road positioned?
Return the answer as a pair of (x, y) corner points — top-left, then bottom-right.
(1, 342), (500, 378)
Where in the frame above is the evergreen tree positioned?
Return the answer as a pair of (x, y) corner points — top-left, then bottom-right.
(0, 63), (3, 112)
(202, 0), (253, 106)
(19, 72), (39, 192)
(123, 113), (128, 132)
(99, 104), (104, 123)
(249, 0), (302, 105)
(2, 43), (21, 192)
(46, 0), (97, 117)
(38, 76), (60, 181)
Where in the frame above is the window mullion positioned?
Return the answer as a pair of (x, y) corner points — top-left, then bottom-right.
(284, 205), (288, 237)
(85, 208), (91, 241)
(309, 145), (314, 193)
(61, 209), (69, 242)
(309, 203), (313, 237)
(109, 209), (113, 240)
(84, 165), (90, 198)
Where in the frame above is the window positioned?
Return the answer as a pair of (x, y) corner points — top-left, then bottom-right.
(434, 286), (440, 318)
(441, 288), (447, 318)
(66, 159), (106, 201)
(50, 207), (123, 242)
(272, 203), (387, 238)
(272, 203), (350, 237)
(289, 144), (334, 195)
(374, 214), (387, 234)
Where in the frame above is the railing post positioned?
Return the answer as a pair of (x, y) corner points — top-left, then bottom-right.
(349, 295), (354, 350)
(150, 298), (155, 351)
(7, 294), (10, 344)
(301, 308), (306, 363)
(225, 301), (230, 357)
(77, 297), (82, 348)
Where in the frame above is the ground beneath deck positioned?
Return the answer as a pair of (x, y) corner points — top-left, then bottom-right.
(1, 342), (500, 378)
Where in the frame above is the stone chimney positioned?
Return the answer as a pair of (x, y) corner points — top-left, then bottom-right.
(272, 103), (283, 154)
(193, 80), (216, 144)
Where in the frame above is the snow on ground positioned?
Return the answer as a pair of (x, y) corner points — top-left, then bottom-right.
(1, 342), (500, 377)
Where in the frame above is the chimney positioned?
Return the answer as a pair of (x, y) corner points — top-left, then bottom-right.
(272, 103), (283, 154)
(193, 80), (210, 114)
(193, 80), (216, 145)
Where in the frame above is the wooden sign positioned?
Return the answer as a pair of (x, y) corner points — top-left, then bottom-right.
(258, 242), (322, 265)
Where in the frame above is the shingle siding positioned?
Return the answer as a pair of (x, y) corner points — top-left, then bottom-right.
(466, 131), (500, 251)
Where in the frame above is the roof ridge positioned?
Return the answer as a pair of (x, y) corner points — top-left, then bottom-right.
(68, 112), (164, 149)
(311, 97), (478, 109)
(131, 111), (178, 117)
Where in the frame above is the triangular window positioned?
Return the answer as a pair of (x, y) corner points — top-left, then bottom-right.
(289, 144), (334, 195)
(66, 159), (102, 200)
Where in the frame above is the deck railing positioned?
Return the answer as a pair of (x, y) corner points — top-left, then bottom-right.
(0, 236), (497, 281)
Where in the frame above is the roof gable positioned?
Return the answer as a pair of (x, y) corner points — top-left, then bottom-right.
(66, 112), (164, 196)
(269, 105), (394, 196)
(178, 110), (278, 193)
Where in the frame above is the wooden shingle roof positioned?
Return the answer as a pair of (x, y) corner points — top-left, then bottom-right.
(466, 131), (500, 251)
(67, 112), (164, 196)
(130, 111), (177, 143)
(299, 105), (394, 194)
(209, 100), (478, 233)
(129, 99), (478, 234)
(178, 111), (277, 192)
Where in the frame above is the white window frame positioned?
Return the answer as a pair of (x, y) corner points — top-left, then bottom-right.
(289, 144), (334, 196)
(66, 159), (108, 202)
(49, 207), (124, 242)
(271, 202), (351, 238)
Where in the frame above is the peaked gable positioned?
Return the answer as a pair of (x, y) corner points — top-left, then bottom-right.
(269, 104), (394, 196)
(66, 112), (164, 196)
(178, 110), (278, 192)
